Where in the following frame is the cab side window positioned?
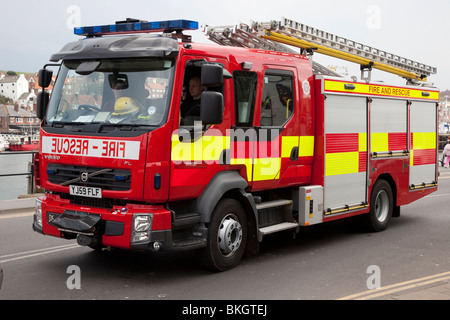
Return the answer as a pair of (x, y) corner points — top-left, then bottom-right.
(233, 71), (257, 127)
(180, 69), (204, 126)
(260, 71), (294, 127)
(180, 60), (225, 127)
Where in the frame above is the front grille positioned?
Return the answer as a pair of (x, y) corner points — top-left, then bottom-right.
(72, 196), (115, 209)
(47, 164), (131, 191)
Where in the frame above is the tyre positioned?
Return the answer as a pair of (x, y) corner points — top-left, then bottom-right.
(365, 179), (393, 232)
(200, 198), (247, 272)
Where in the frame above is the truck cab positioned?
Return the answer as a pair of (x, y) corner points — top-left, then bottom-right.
(33, 19), (315, 271)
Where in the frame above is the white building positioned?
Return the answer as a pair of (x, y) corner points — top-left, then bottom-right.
(0, 74), (29, 100)
(17, 91), (37, 109)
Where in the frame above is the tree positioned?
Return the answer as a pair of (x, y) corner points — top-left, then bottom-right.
(0, 95), (11, 104)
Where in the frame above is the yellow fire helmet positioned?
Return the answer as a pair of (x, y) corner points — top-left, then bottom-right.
(112, 97), (140, 115)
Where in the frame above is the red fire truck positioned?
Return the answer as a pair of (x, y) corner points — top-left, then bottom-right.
(33, 18), (439, 271)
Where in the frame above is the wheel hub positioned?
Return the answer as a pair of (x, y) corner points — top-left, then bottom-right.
(375, 190), (389, 223)
(218, 214), (243, 256)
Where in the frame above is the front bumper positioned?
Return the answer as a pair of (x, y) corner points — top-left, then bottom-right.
(32, 194), (173, 250)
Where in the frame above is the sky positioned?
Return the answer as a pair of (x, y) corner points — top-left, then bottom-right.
(1, 0), (449, 92)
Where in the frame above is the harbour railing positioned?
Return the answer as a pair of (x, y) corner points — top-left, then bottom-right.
(0, 151), (38, 195)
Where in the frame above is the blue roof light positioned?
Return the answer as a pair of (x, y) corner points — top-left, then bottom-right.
(74, 19), (198, 37)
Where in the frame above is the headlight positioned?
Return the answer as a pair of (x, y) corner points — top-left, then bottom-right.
(134, 215), (152, 232)
(131, 214), (153, 242)
(35, 198), (43, 228)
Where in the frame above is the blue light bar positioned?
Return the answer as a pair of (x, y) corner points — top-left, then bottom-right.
(74, 19), (198, 37)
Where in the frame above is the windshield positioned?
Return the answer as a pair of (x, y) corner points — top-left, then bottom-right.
(46, 58), (175, 128)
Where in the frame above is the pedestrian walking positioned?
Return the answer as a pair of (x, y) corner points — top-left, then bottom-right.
(443, 137), (450, 168)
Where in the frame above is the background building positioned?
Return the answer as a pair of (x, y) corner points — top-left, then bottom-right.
(439, 90), (450, 134)
(0, 104), (40, 134)
(0, 74), (29, 101)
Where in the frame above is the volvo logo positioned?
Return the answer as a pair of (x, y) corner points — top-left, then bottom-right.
(80, 172), (89, 183)
(60, 168), (112, 187)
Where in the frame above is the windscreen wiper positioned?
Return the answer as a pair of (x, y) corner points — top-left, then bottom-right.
(52, 121), (80, 128)
(97, 123), (148, 133)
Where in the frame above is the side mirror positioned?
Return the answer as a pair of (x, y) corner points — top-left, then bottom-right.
(201, 91), (223, 125)
(37, 91), (49, 120)
(38, 69), (53, 88)
(201, 64), (224, 87)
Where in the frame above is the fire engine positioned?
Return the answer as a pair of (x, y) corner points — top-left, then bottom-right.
(32, 18), (439, 271)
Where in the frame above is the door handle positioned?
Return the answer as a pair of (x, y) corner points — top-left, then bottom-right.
(290, 147), (299, 161)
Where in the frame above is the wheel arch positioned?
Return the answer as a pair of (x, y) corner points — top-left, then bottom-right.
(374, 173), (399, 217)
(196, 171), (255, 223)
(196, 170), (259, 255)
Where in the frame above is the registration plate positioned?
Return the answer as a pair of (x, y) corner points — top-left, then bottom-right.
(70, 185), (102, 198)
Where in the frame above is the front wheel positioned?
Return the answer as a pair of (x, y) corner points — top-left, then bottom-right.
(200, 198), (247, 272)
(365, 179), (393, 232)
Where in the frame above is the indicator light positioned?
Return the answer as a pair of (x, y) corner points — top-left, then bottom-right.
(154, 173), (161, 190)
(114, 175), (127, 181)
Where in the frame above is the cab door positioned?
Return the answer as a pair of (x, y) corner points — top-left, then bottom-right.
(251, 67), (300, 191)
(230, 70), (258, 188)
(170, 55), (231, 201)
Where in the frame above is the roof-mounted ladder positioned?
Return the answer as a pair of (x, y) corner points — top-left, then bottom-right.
(204, 22), (343, 77)
(205, 17), (437, 84)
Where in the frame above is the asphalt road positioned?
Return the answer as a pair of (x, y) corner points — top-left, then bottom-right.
(0, 169), (449, 301)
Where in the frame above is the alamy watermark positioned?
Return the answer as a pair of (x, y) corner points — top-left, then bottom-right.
(366, 265), (381, 289)
(172, 122), (282, 176)
(65, 264), (381, 292)
(66, 5), (81, 31)
(66, 265), (81, 290)
(367, 5), (382, 30)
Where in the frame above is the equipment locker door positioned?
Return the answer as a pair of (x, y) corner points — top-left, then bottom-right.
(370, 98), (408, 157)
(409, 101), (438, 189)
(323, 94), (368, 214)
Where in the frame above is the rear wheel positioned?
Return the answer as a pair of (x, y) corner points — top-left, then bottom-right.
(200, 198), (247, 272)
(366, 179), (393, 232)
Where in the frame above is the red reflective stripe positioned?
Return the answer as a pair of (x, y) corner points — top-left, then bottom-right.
(359, 152), (367, 172)
(388, 132), (407, 151)
(326, 133), (359, 153)
(413, 149), (436, 166)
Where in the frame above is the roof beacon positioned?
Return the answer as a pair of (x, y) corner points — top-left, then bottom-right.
(74, 19), (199, 37)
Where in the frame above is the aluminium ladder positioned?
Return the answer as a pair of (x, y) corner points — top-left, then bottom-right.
(205, 17), (437, 83)
(204, 22), (343, 78)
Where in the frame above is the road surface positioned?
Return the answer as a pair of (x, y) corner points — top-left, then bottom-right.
(0, 169), (449, 301)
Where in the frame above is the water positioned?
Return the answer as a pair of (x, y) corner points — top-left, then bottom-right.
(0, 152), (35, 200)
